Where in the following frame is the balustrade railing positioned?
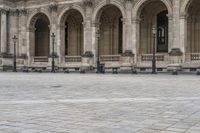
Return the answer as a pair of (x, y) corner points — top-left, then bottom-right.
(100, 55), (121, 62)
(190, 53), (200, 61)
(34, 56), (48, 62)
(65, 56), (82, 62)
(140, 54), (165, 61)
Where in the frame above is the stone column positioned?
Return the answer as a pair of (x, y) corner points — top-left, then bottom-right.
(172, 0), (180, 49)
(83, 0), (93, 54)
(132, 17), (140, 64)
(124, 0), (133, 51)
(18, 9), (28, 57)
(91, 22), (100, 64)
(9, 9), (19, 55)
(167, 14), (173, 51)
(180, 14), (188, 55)
(49, 2), (58, 66)
(0, 9), (8, 54)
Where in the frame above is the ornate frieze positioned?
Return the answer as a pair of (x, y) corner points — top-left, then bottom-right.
(82, 0), (94, 7)
(49, 0), (58, 12)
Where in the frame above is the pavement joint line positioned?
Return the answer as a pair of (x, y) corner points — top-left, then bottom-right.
(0, 97), (200, 105)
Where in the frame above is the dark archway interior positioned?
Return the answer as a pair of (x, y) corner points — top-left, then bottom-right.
(64, 9), (83, 56)
(187, 0), (200, 53)
(139, 1), (168, 54)
(98, 5), (123, 55)
(35, 15), (50, 56)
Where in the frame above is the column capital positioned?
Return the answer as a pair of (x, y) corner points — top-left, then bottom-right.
(92, 22), (100, 28)
(8, 9), (19, 16)
(49, 0), (58, 12)
(0, 8), (8, 15)
(180, 13), (188, 19)
(18, 8), (28, 16)
(132, 17), (141, 23)
(167, 14), (173, 20)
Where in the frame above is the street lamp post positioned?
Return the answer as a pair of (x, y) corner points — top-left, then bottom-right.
(51, 33), (56, 73)
(152, 25), (157, 74)
(96, 30), (100, 73)
(12, 35), (18, 72)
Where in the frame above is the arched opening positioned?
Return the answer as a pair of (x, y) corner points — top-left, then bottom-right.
(61, 9), (84, 56)
(138, 1), (169, 54)
(97, 5), (123, 56)
(35, 16), (50, 56)
(187, 0), (200, 53)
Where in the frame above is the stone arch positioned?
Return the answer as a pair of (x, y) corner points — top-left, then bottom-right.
(92, 1), (125, 23)
(58, 5), (85, 26)
(132, 0), (173, 19)
(181, 0), (192, 15)
(58, 9), (84, 57)
(28, 12), (50, 58)
(94, 4), (123, 55)
(134, 0), (171, 54)
(27, 11), (51, 30)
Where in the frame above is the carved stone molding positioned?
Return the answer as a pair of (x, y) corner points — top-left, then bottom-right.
(49, 1), (58, 12)
(18, 9), (27, 16)
(0, 8), (8, 15)
(9, 9), (19, 16)
(82, 0), (94, 7)
(169, 48), (183, 56)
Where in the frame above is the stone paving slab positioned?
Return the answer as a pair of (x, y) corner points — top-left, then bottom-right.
(0, 72), (200, 133)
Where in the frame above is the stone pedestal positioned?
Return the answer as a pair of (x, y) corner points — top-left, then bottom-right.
(120, 50), (135, 73)
(80, 51), (94, 72)
(167, 48), (183, 73)
(1, 53), (13, 71)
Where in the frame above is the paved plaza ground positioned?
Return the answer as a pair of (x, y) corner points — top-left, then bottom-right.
(0, 73), (200, 133)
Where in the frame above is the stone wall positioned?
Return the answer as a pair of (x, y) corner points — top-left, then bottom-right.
(0, 0), (199, 70)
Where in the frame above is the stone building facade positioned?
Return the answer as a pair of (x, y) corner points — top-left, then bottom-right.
(0, 0), (199, 72)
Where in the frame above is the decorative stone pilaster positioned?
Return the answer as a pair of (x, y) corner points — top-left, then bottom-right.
(18, 9), (28, 67)
(124, 0), (133, 51)
(0, 8), (8, 54)
(8, 9), (19, 55)
(167, 14), (173, 51)
(179, 13), (188, 54)
(132, 17), (141, 64)
(83, 0), (94, 53)
(172, 0), (180, 49)
(49, 1), (59, 65)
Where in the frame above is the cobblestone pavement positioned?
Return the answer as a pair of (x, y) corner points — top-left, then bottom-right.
(0, 73), (200, 133)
